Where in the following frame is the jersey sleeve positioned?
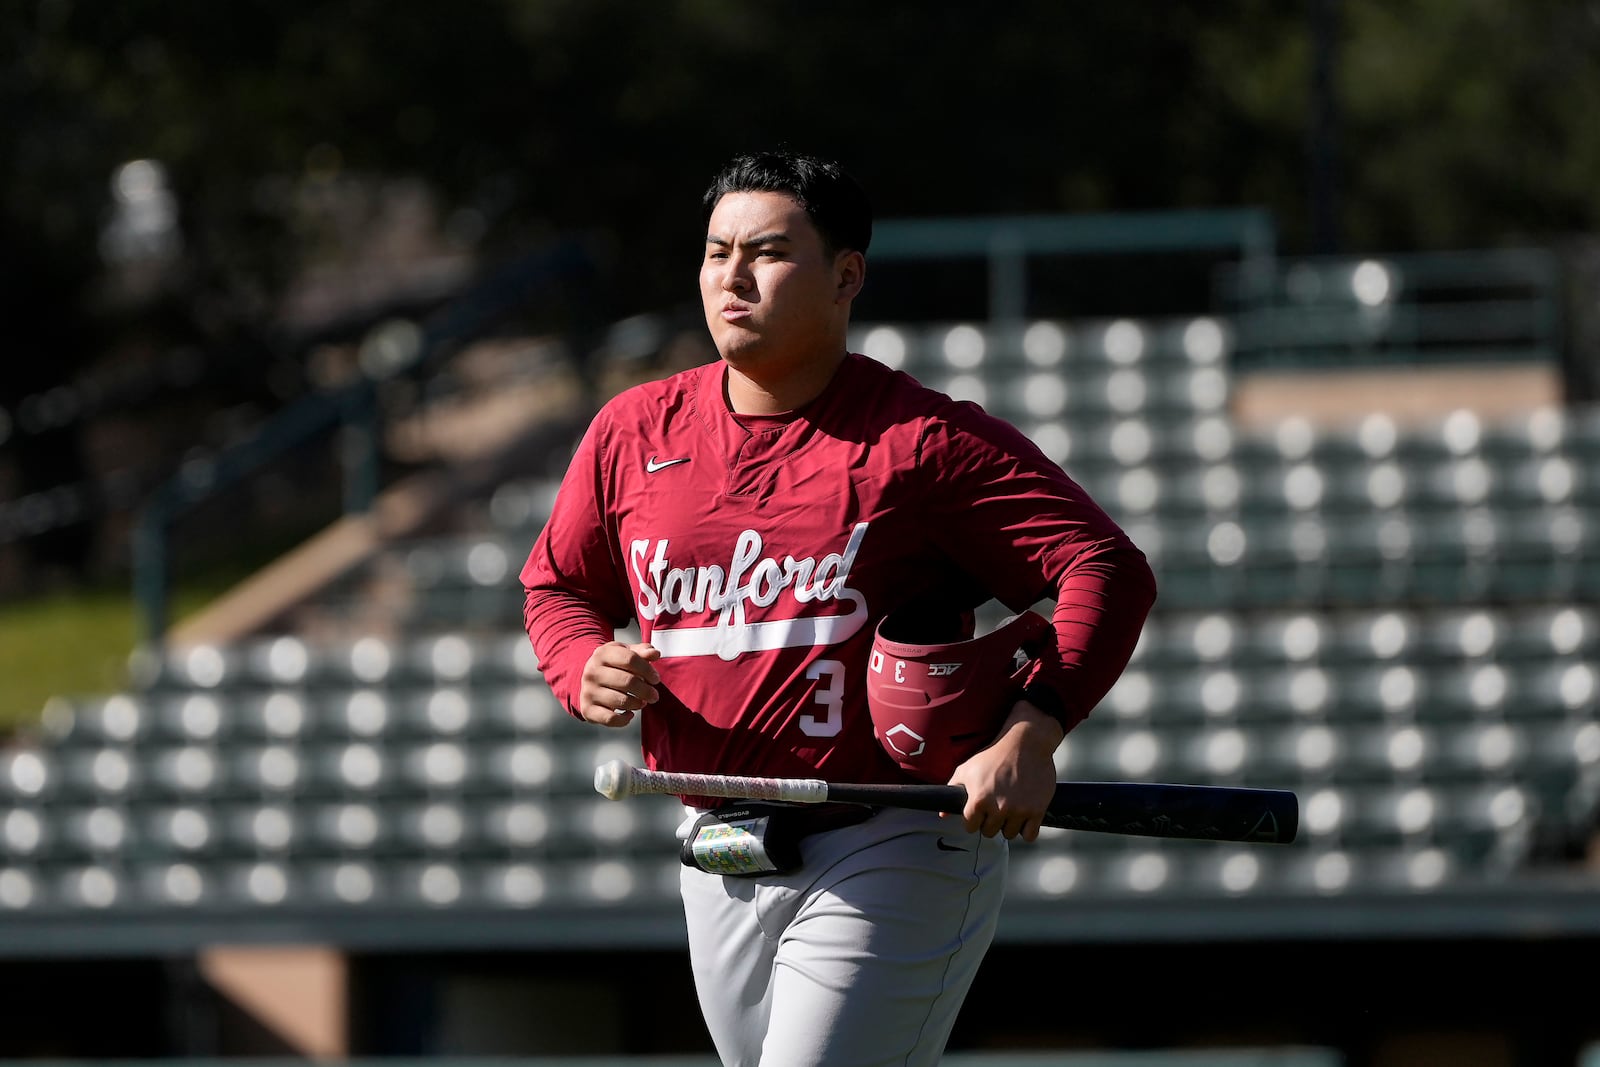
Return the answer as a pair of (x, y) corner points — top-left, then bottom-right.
(917, 404), (1158, 732)
(519, 409), (638, 717)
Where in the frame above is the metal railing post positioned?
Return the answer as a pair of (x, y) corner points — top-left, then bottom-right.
(131, 491), (172, 651)
(341, 383), (380, 515)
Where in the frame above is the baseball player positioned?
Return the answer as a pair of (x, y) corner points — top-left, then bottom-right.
(520, 149), (1157, 1066)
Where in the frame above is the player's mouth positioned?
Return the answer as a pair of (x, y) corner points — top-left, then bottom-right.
(721, 302), (752, 322)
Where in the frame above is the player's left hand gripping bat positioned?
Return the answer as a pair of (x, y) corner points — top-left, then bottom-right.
(593, 761), (1298, 844)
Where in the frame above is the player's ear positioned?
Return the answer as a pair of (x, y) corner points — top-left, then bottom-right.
(835, 249), (865, 303)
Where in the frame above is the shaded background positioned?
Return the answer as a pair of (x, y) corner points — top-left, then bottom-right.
(5, 0), (1600, 599)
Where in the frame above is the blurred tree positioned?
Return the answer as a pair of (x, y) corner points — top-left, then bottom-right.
(8, 0), (1599, 337)
(3, 0), (1599, 587)
(1, 0), (121, 581)
(1194, 0), (1600, 251)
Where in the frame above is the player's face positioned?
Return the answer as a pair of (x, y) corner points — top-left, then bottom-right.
(700, 191), (857, 375)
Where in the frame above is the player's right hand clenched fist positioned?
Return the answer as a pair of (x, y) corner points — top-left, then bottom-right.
(577, 641), (662, 726)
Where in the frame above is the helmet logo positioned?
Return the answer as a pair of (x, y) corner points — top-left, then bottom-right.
(927, 662), (962, 677)
(882, 723), (926, 758)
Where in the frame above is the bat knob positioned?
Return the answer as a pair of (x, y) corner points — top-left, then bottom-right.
(594, 759), (630, 800)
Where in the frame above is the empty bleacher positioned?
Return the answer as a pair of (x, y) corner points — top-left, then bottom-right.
(3, 257), (1598, 951)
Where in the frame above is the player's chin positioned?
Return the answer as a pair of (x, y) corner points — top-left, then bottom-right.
(711, 324), (761, 354)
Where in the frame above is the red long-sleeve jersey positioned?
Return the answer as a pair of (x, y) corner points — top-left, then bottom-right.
(521, 352), (1156, 794)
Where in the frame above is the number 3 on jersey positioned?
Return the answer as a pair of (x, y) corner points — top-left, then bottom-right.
(801, 659), (847, 737)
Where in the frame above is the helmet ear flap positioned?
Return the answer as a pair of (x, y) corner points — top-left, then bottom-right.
(867, 606), (1055, 783)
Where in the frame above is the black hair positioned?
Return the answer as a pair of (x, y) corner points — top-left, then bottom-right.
(701, 149), (872, 257)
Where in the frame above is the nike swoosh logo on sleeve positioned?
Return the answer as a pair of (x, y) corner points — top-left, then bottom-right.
(646, 456), (691, 473)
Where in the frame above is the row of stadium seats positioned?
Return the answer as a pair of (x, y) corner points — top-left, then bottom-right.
(364, 505), (1596, 634)
(849, 318), (1231, 377)
(0, 832), (1552, 913)
(0, 819), (1568, 921)
(1089, 450), (1600, 515)
(0, 853), (682, 912)
(6, 653), (1592, 909)
(1009, 837), (1523, 900)
(0, 787), (688, 865)
(0, 777), (1548, 865)
(0, 739), (1577, 903)
(112, 599), (1596, 702)
(2, 312), (1594, 924)
(9, 711), (1593, 807)
(93, 656), (1594, 743)
(470, 450), (1600, 552)
(460, 394), (1600, 636)
(483, 406), (1600, 539)
(848, 316), (1600, 444)
(0, 842), (1504, 913)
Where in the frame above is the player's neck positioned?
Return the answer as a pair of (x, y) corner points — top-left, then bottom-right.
(723, 349), (848, 416)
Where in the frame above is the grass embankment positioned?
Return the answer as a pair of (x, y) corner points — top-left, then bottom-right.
(0, 577), (241, 738)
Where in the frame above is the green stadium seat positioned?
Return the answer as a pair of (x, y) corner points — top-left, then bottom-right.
(470, 682), (564, 739)
(1149, 315), (1234, 372)
(1491, 453), (1582, 511)
(478, 737), (561, 794)
(982, 370), (1075, 425)
(1005, 847), (1097, 900)
(1100, 845), (1191, 897)
(138, 803), (226, 861)
(1159, 461), (1244, 520)
(56, 747), (140, 802)
(1078, 316), (1154, 370)
(1421, 662), (1515, 721)
(1184, 843), (1284, 897)
(485, 475), (560, 539)
(390, 799), (478, 856)
(1159, 665), (1252, 726)
(225, 743), (306, 798)
(1097, 666), (1160, 727)
(1508, 660), (1598, 721)
(1300, 721), (1424, 785)
(38, 693), (151, 750)
(1239, 664), (1338, 722)
(1152, 413), (1238, 467)
(1275, 844), (1364, 896)
(303, 799), (388, 857)
(849, 322), (919, 374)
(1242, 609), (1330, 666)
(1067, 724), (1174, 781)
(1171, 724), (1265, 782)
(54, 862), (131, 910)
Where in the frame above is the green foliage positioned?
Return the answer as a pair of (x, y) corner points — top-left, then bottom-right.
(0, 576), (244, 737)
(8, 0), (1599, 322)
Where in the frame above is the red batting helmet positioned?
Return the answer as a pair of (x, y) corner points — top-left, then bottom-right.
(866, 604), (1055, 783)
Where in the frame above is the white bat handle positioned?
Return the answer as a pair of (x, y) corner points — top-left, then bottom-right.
(594, 760), (830, 804)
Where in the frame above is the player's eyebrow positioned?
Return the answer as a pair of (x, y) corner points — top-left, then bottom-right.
(705, 231), (793, 249)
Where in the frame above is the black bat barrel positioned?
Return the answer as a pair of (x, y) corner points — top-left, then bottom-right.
(823, 781), (1299, 844)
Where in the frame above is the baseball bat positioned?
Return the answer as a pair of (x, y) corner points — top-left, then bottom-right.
(593, 760), (1297, 844)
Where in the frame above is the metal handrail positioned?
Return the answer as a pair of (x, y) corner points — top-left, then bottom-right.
(870, 207), (1280, 328)
(130, 237), (597, 649)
